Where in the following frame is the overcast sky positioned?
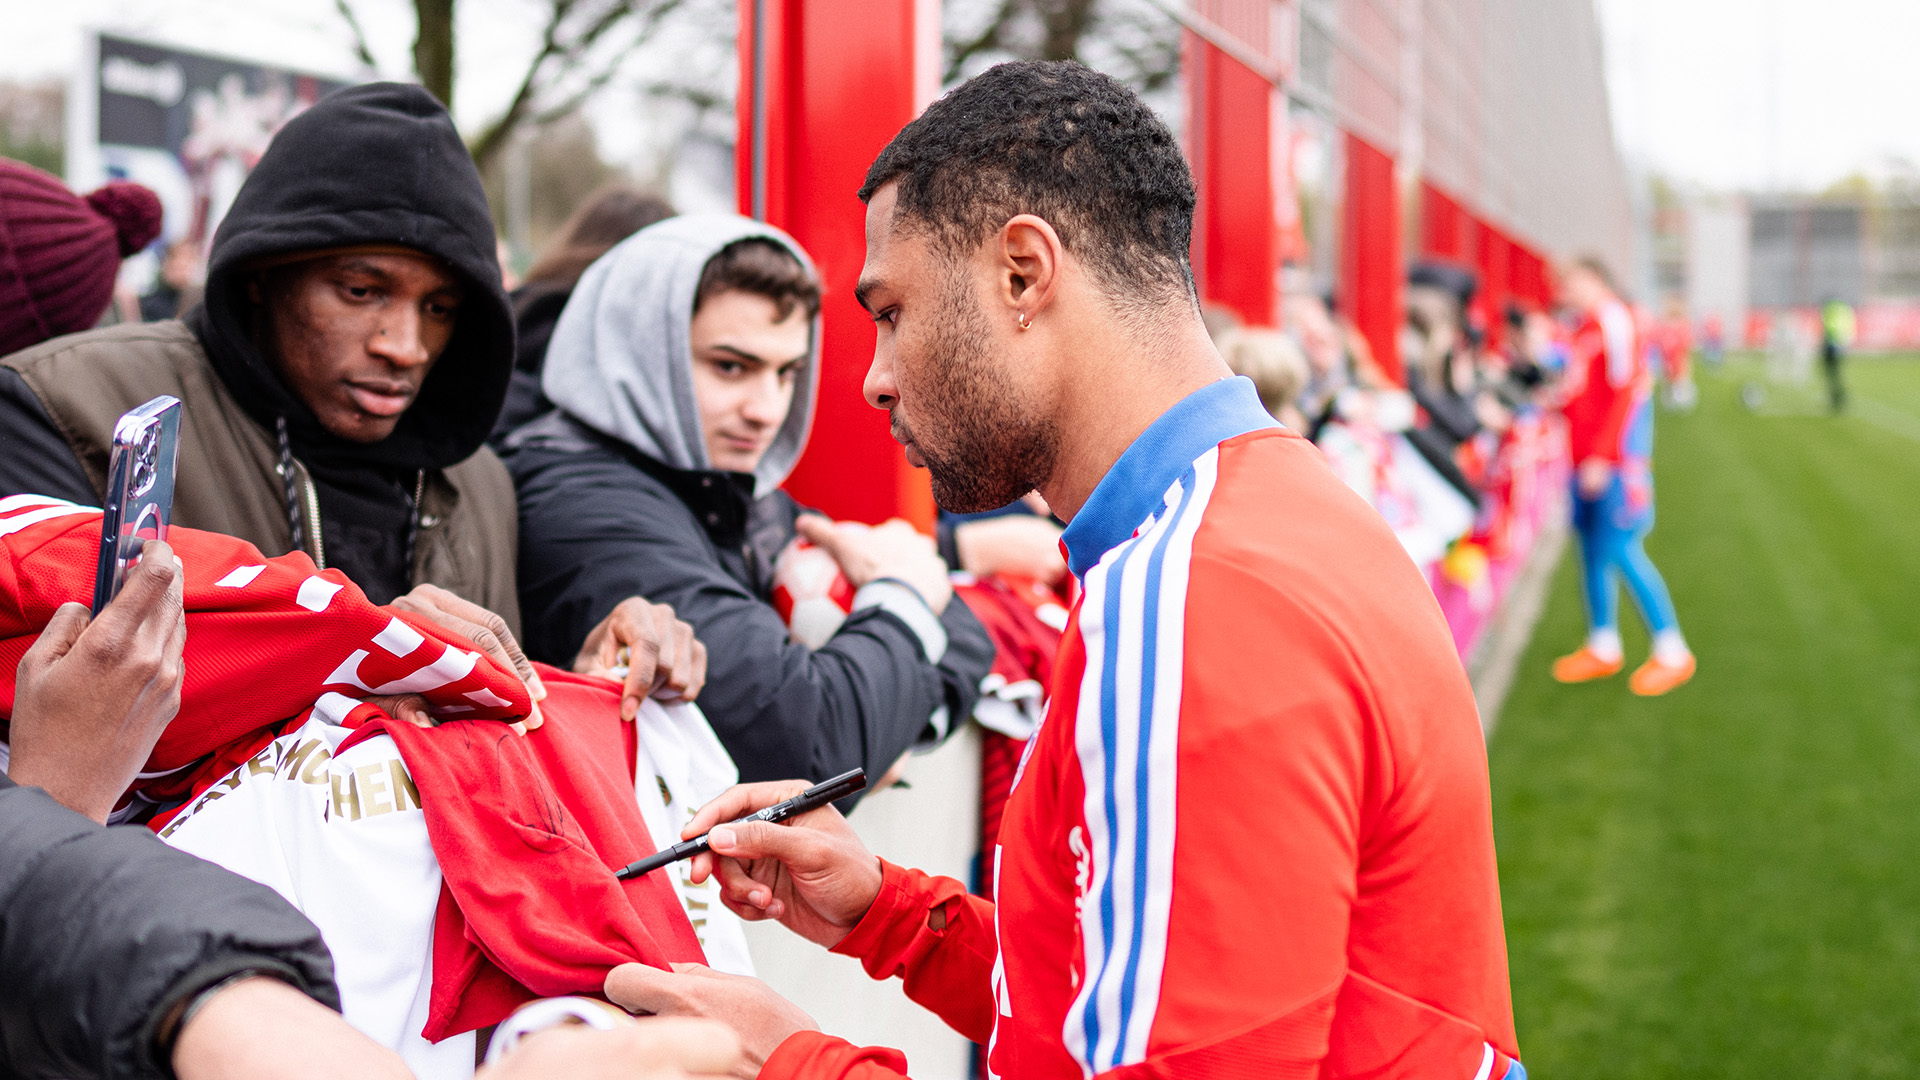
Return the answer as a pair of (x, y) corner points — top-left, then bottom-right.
(8, 0), (1920, 193)
(1595, 0), (1920, 190)
(3, 0), (669, 158)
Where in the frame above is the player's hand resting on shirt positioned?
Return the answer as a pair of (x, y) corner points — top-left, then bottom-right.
(682, 779), (885, 949)
(1576, 457), (1614, 498)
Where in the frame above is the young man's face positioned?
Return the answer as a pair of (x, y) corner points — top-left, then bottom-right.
(856, 183), (1058, 513)
(257, 251), (465, 443)
(688, 289), (810, 474)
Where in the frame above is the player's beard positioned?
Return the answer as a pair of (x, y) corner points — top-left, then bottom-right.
(892, 271), (1059, 514)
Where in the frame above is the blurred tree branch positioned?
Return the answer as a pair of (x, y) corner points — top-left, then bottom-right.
(335, 0), (693, 169)
(334, 0), (380, 74)
(946, 0), (1024, 82)
(469, 0), (690, 172)
(944, 0), (1178, 92)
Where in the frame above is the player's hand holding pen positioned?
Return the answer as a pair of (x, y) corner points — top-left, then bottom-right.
(680, 778), (887, 949)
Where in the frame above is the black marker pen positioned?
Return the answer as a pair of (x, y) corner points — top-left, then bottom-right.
(614, 768), (867, 880)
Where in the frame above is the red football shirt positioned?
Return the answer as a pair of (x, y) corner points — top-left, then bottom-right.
(1562, 299), (1650, 465)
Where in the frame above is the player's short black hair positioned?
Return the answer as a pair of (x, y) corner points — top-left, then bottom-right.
(858, 60), (1196, 308)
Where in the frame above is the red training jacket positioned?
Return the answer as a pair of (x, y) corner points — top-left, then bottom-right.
(762, 379), (1519, 1080)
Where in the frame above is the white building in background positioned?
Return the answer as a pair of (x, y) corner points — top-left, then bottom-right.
(1686, 199), (1749, 340)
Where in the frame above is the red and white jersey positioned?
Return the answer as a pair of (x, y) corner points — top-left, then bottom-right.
(764, 377), (1520, 1080)
(1562, 298), (1650, 464)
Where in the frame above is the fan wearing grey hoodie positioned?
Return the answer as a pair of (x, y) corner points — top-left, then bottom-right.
(504, 215), (993, 799)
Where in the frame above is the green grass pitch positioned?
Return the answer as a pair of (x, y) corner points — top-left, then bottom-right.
(1490, 354), (1920, 1077)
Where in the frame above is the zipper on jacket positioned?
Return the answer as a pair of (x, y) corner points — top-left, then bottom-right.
(301, 470), (326, 569)
(405, 470), (425, 583)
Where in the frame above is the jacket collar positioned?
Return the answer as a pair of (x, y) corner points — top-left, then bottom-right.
(628, 450), (759, 548)
(509, 411), (759, 546)
(1059, 376), (1277, 580)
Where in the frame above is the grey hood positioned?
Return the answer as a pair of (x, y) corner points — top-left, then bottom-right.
(540, 213), (820, 495)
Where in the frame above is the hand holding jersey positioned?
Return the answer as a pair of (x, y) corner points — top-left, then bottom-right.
(795, 515), (953, 616)
(391, 583), (550, 731)
(7, 539), (185, 822)
(479, 1016), (742, 1080)
(573, 595), (710, 718)
(602, 964), (816, 1079)
(399, 581), (710, 729)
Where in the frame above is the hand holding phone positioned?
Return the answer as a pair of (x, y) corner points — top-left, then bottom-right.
(10, 540), (186, 822)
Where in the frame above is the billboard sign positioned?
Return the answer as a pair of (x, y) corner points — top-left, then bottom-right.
(67, 32), (349, 256)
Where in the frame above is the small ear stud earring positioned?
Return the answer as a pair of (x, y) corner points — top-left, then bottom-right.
(1016, 312), (1032, 330)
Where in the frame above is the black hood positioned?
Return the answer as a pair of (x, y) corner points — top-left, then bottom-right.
(189, 81), (513, 473)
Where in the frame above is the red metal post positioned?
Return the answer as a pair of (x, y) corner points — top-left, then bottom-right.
(1421, 180), (1462, 262)
(1510, 243), (1551, 310)
(1186, 20), (1280, 327)
(1474, 223), (1511, 341)
(738, 0), (936, 529)
(1341, 133), (1401, 382)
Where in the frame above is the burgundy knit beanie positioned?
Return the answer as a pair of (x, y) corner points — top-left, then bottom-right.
(0, 158), (164, 356)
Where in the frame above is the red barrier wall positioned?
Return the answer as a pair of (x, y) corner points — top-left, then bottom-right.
(1473, 219), (1509, 342)
(1509, 244), (1551, 309)
(1342, 133), (1402, 382)
(1186, 27), (1279, 326)
(1423, 178), (1555, 329)
(738, 0), (935, 529)
(1422, 181), (1468, 263)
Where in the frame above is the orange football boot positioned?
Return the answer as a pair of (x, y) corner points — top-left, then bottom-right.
(1552, 647), (1623, 683)
(1629, 653), (1696, 696)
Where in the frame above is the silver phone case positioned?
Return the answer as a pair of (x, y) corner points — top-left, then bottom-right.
(91, 395), (183, 614)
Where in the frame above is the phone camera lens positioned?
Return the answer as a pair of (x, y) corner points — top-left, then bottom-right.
(131, 431), (159, 498)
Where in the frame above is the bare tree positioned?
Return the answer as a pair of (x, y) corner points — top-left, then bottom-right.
(947, 0), (1096, 80)
(333, 0), (697, 172)
(413, 0), (456, 106)
(944, 0), (1180, 93)
(333, 0), (380, 74)
(467, 0), (689, 172)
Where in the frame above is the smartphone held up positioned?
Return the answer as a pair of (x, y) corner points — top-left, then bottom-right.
(92, 395), (183, 615)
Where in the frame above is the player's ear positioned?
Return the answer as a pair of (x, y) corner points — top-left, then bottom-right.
(997, 214), (1064, 321)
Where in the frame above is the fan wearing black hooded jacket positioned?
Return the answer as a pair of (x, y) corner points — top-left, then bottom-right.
(0, 83), (706, 706)
(504, 215), (994, 798)
(0, 83), (523, 617)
